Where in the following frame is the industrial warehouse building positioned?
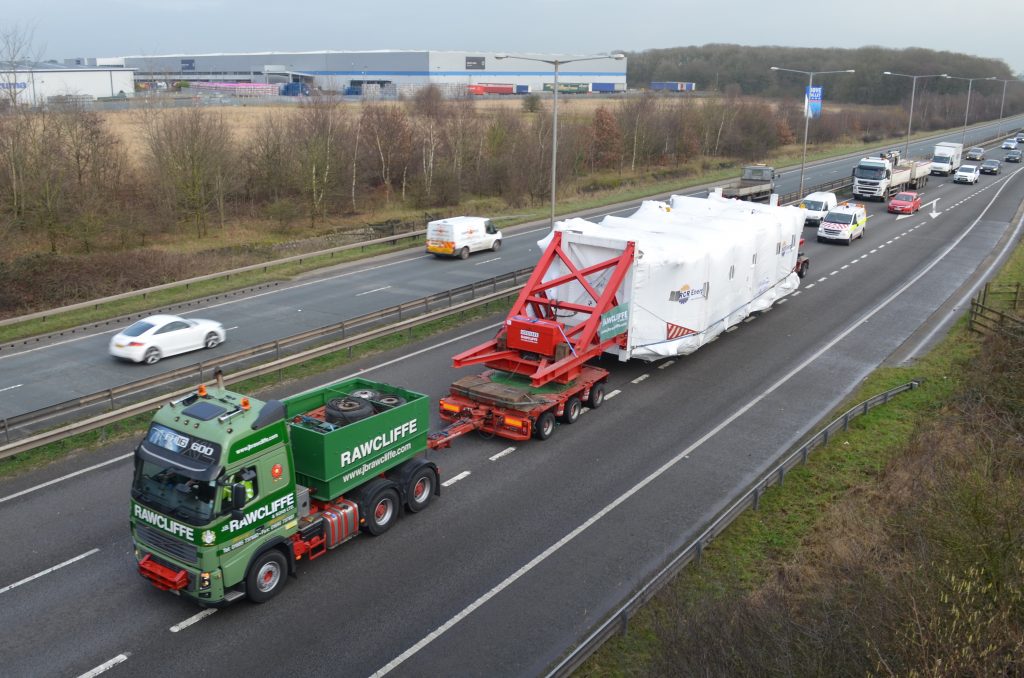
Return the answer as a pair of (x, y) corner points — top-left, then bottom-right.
(1, 62), (135, 105)
(78, 50), (627, 96)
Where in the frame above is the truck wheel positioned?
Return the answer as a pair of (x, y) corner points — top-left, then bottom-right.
(246, 550), (288, 603)
(325, 397), (375, 425)
(405, 466), (436, 513)
(143, 347), (161, 365)
(533, 411), (556, 440)
(204, 332), (221, 349)
(560, 396), (582, 424)
(459, 247), (470, 260)
(349, 388), (381, 402)
(491, 239), (502, 252)
(376, 394), (407, 410)
(365, 487), (400, 535)
(587, 382), (606, 409)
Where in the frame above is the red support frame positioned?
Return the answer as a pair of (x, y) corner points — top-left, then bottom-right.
(452, 231), (635, 386)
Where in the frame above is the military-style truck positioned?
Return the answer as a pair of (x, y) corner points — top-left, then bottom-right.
(718, 164), (779, 202)
(130, 375), (439, 605)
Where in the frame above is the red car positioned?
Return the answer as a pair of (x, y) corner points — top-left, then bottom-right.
(888, 191), (922, 214)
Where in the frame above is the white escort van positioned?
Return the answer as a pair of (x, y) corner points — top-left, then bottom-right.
(426, 216), (502, 259)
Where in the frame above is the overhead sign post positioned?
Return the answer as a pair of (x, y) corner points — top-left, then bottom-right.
(805, 85), (823, 118)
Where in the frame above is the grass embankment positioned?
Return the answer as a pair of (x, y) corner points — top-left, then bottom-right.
(0, 129), (925, 345)
(0, 299), (511, 478)
(579, 238), (1024, 674)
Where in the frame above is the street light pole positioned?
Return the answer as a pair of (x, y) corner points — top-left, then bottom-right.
(770, 66), (855, 198)
(497, 52), (625, 228)
(946, 75), (997, 146)
(882, 72), (947, 159)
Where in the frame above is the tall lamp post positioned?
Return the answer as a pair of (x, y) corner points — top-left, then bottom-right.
(496, 52), (625, 228)
(945, 75), (997, 146)
(882, 72), (947, 158)
(770, 66), (855, 198)
(993, 78), (1023, 138)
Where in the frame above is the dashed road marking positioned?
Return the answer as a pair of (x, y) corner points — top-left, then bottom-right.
(830, 270), (839, 276)
(474, 257), (501, 266)
(489, 447), (516, 461)
(792, 290), (802, 296)
(77, 654), (129, 678)
(442, 471), (471, 487)
(840, 265), (849, 270)
(605, 389), (622, 400)
(0, 548), (100, 595)
(0, 383), (22, 393)
(777, 298), (787, 304)
(657, 360), (676, 370)
(860, 254), (868, 259)
(356, 286), (392, 296)
(817, 277), (827, 282)
(631, 374), (650, 384)
(170, 609), (217, 633)
(870, 249), (878, 253)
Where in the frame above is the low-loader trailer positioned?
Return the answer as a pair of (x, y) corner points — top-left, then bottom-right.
(131, 375), (440, 605)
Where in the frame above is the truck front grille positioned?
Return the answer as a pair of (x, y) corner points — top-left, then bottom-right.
(136, 524), (198, 564)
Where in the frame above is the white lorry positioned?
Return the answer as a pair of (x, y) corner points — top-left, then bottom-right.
(930, 142), (963, 176)
(852, 156), (930, 201)
(426, 216), (502, 259)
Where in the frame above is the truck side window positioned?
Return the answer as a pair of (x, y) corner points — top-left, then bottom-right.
(221, 467), (258, 512)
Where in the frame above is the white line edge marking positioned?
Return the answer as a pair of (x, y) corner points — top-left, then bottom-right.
(170, 608), (217, 633)
(442, 471), (471, 487)
(225, 326), (239, 331)
(356, 286), (392, 297)
(0, 453), (133, 504)
(0, 383), (23, 393)
(474, 257), (501, 266)
(369, 169), (1023, 677)
(1, 548), (100, 595)
(605, 389), (621, 400)
(77, 653), (129, 678)
(489, 447), (516, 461)
(631, 374), (649, 384)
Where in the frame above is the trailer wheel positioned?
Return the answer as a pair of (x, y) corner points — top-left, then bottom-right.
(405, 466), (437, 513)
(560, 396), (582, 424)
(365, 487), (400, 536)
(246, 550), (288, 603)
(459, 247), (470, 260)
(587, 382), (605, 409)
(534, 411), (556, 440)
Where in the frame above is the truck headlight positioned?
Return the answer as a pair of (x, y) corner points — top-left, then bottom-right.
(200, 572), (211, 590)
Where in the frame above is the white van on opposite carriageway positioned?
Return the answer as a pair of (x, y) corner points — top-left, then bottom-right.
(426, 216), (502, 259)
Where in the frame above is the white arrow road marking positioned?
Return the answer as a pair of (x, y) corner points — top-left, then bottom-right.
(924, 197), (942, 219)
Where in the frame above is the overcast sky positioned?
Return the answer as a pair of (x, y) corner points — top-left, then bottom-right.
(8, 0), (1024, 74)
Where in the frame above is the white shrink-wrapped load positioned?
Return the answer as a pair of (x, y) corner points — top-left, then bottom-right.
(537, 194), (803, 362)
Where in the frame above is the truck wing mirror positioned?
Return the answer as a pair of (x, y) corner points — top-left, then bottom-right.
(231, 484), (248, 511)
(252, 400), (285, 430)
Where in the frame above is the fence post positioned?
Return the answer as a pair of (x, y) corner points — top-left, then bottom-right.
(777, 466), (785, 486)
(108, 388), (115, 411)
(2, 418), (8, 443)
(843, 412), (850, 431)
(753, 486), (761, 510)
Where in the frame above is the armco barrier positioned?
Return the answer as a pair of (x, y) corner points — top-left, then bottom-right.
(545, 380), (920, 677)
(0, 269), (532, 456)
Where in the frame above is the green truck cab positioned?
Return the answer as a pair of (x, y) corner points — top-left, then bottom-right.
(130, 376), (438, 606)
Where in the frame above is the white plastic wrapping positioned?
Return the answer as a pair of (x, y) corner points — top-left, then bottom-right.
(537, 194), (803, 361)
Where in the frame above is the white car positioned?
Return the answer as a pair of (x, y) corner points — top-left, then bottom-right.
(109, 314), (226, 364)
(1001, 138), (1018, 150)
(953, 165), (980, 184)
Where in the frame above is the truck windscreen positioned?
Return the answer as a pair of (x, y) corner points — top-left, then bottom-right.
(131, 458), (218, 526)
(854, 165), (885, 179)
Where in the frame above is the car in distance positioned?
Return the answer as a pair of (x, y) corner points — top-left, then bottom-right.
(965, 147), (985, 161)
(1006, 149), (1023, 163)
(1016, 132), (1024, 143)
(980, 159), (1001, 175)
(887, 191), (922, 214)
(1001, 138), (1019, 150)
(109, 314), (226, 364)
(953, 165), (981, 184)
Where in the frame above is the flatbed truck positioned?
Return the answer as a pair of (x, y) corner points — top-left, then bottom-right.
(131, 374), (441, 606)
(718, 165), (778, 202)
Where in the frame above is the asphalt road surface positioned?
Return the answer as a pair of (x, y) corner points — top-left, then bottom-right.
(1, 154), (1022, 675)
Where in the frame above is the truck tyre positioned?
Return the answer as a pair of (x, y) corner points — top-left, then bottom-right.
(376, 394), (407, 410)
(533, 411), (556, 440)
(491, 239), (502, 252)
(365, 486), (400, 536)
(404, 466), (437, 513)
(349, 388), (381, 402)
(143, 347), (161, 365)
(204, 332), (221, 349)
(325, 397), (375, 425)
(459, 247), (470, 260)
(246, 549), (288, 603)
(587, 381), (605, 409)
(560, 396), (582, 424)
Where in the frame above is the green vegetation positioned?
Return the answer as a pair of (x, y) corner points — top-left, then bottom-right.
(579, 235), (1024, 676)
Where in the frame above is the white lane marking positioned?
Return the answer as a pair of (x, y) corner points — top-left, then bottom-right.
(657, 360), (676, 370)
(792, 290), (802, 296)
(830, 270), (839, 275)
(878, 244), (886, 249)
(489, 447), (516, 461)
(356, 286), (392, 296)
(442, 471), (471, 487)
(1, 548), (100, 595)
(225, 326), (238, 331)
(777, 298), (787, 304)
(371, 214), (992, 675)
(77, 654), (129, 678)
(840, 265), (849, 270)
(860, 255), (868, 259)
(886, 239), (894, 244)
(580, 406), (591, 414)
(0, 453), (133, 504)
(170, 608), (217, 633)
(894, 236), (901, 240)
(631, 374), (649, 384)
(817, 277), (827, 282)
(806, 283), (815, 288)
(743, 316), (756, 323)
(850, 259), (860, 264)
(870, 249), (878, 253)
(605, 389), (621, 400)
(474, 257), (501, 266)
(0, 383), (23, 393)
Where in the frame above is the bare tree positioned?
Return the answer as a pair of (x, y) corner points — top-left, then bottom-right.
(362, 103), (412, 205)
(0, 23), (41, 107)
(289, 96), (342, 228)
